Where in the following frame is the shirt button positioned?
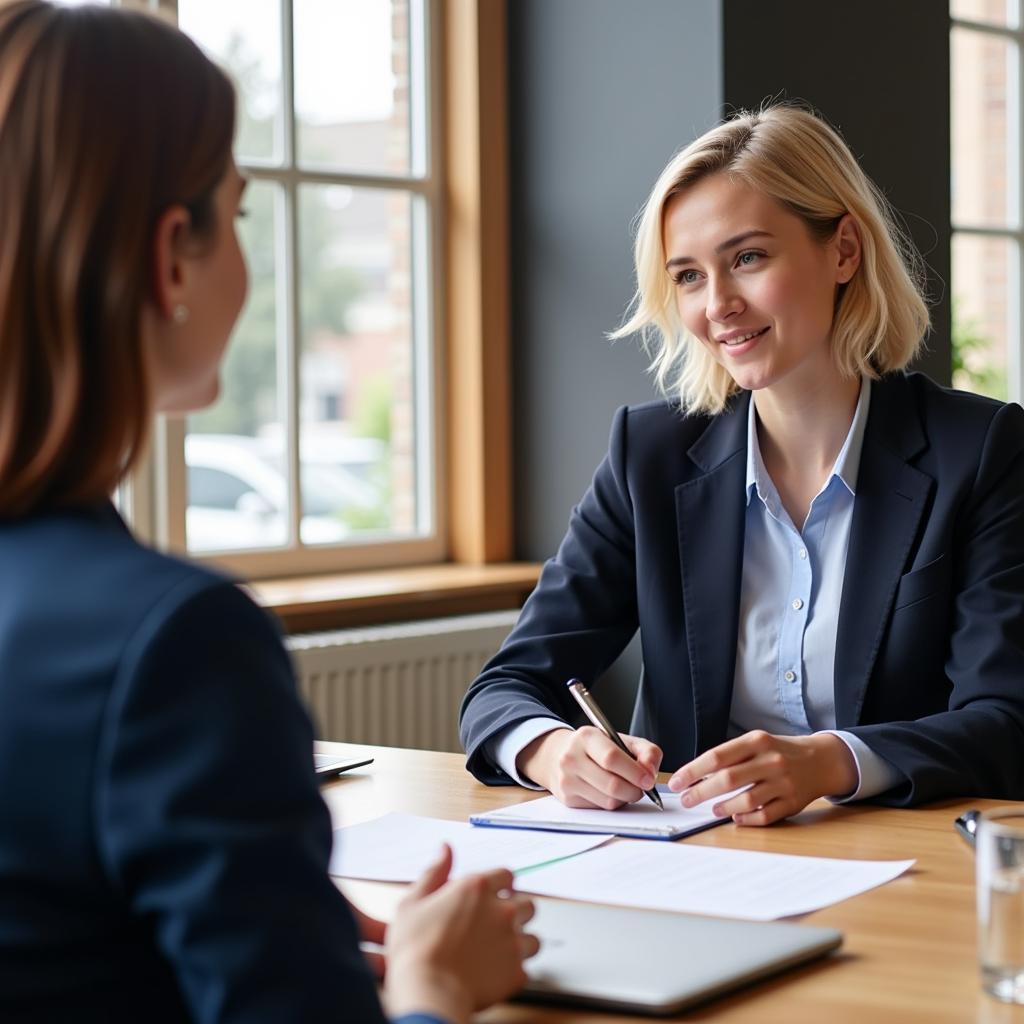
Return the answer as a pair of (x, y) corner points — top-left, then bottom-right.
(784, 670), (797, 682)
(798, 548), (807, 559)
(792, 597), (804, 611)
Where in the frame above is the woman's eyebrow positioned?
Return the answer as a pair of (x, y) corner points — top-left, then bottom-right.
(665, 229), (774, 269)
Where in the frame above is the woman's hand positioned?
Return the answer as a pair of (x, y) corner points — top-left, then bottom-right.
(383, 844), (539, 1024)
(667, 730), (858, 826)
(517, 726), (663, 810)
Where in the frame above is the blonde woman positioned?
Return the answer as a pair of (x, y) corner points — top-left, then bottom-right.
(461, 105), (1024, 824)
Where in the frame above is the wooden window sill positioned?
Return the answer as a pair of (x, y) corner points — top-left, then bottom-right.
(249, 562), (542, 634)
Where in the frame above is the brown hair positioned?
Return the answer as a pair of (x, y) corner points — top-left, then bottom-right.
(0, 1), (235, 517)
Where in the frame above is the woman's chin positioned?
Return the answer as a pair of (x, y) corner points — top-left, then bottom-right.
(154, 377), (220, 415)
(725, 365), (778, 394)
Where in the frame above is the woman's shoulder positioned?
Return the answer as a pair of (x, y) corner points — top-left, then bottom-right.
(94, 527), (269, 660)
(1, 504), (257, 650)
(872, 372), (1024, 482)
(615, 396), (725, 445)
(878, 371), (1024, 438)
(609, 394), (747, 478)
(80, 504), (236, 602)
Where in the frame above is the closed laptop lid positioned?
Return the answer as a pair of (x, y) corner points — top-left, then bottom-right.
(520, 897), (842, 1016)
(314, 751), (373, 776)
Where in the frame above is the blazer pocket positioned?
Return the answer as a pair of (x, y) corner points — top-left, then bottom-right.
(893, 554), (951, 611)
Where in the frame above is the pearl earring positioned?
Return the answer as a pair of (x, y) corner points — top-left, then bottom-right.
(172, 304), (190, 325)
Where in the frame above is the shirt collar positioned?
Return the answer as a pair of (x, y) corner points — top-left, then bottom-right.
(745, 375), (872, 506)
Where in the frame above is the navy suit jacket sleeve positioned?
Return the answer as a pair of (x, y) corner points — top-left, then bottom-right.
(93, 577), (409, 1023)
(460, 405), (642, 783)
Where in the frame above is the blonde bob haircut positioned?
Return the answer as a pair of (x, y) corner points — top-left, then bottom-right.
(612, 105), (930, 415)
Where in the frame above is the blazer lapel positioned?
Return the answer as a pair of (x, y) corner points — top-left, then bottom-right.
(675, 394), (749, 753)
(834, 377), (933, 727)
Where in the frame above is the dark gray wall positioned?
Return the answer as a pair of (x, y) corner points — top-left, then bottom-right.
(722, 0), (952, 384)
(508, 0), (723, 723)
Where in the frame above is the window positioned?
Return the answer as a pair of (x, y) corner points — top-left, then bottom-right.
(950, 0), (1020, 401)
(113, 0), (514, 591)
(146, 0), (444, 575)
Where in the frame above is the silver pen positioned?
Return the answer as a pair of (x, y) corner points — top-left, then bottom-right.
(566, 678), (664, 809)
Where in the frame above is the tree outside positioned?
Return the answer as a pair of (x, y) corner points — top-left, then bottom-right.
(951, 297), (1008, 401)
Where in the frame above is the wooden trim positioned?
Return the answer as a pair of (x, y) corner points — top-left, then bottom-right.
(250, 561), (540, 633)
(444, 0), (513, 564)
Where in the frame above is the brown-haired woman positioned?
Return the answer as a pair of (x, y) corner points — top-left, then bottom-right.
(0, 4), (536, 1022)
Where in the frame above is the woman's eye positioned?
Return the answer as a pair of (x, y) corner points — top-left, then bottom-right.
(676, 269), (700, 285)
(736, 250), (762, 267)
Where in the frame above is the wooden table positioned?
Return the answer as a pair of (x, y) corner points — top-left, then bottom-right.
(317, 741), (1024, 1024)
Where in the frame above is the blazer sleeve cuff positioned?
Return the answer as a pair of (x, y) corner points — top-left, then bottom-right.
(821, 730), (902, 802)
(488, 718), (573, 788)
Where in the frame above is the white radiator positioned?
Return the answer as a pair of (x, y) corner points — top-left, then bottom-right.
(286, 610), (519, 753)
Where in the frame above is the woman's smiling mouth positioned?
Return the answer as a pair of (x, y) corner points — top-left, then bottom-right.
(716, 326), (770, 347)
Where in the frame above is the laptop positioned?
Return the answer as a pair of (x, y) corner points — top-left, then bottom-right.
(314, 750), (374, 779)
(519, 897), (841, 1015)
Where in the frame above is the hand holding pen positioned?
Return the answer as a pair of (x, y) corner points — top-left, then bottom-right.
(566, 679), (663, 809)
(513, 682), (664, 810)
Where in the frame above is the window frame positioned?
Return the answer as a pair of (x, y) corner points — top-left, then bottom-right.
(132, 0), (461, 577)
(950, 5), (1024, 403)
(126, 0), (512, 582)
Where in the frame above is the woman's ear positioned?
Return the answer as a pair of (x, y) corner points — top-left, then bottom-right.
(833, 214), (862, 284)
(150, 204), (193, 321)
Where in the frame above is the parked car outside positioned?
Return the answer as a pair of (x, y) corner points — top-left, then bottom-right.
(185, 434), (386, 552)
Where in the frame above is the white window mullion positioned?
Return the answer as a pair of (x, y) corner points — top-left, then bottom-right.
(122, 449), (156, 544)
(143, 0), (186, 552)
(412, 0), (439, 540)
(155, 416), (187, 552)
(1009, 11), (1021, 408)
(1009, 238), (1023, 404)
(1014, 16), (1024, 403)
(278, 0), (301, 549)
(410, 0), (430, 179)
(411, 194), (435, 534)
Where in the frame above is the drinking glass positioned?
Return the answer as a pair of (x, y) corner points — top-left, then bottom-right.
(977, 808), (1024, 1004)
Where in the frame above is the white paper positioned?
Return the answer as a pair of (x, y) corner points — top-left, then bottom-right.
(329, 812), (613, 881)
(470, 784), (745, 839)
(516, 839), (914, 920)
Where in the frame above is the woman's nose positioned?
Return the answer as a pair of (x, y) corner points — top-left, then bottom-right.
(706, 276), (744, 322)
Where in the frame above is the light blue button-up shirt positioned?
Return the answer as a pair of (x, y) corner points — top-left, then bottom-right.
(733, 376), (899, 801)
(489, 378), (900, 801)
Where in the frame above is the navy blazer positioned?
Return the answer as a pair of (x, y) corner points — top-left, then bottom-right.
(461, 373), (1024, 805)
(0, 506), (425, 1023)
